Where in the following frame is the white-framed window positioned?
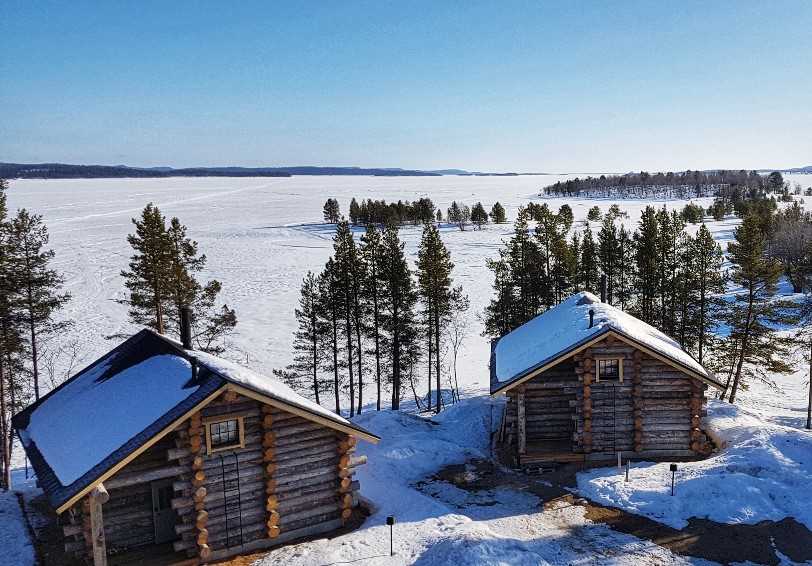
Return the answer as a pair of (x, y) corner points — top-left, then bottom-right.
(595, 358), (623, 383)
(204, 415), (245, 454)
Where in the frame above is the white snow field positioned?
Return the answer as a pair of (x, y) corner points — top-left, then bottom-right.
(5, 174), (812, 565)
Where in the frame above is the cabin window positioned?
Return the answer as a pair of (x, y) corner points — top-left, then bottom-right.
(596, 358), (623, 382)
(205, 416), (245, 454)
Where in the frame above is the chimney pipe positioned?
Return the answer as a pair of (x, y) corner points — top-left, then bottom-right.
(589, 309), (595, 328)
(600, 274), (607, 303)
(180, 305), (192, 349)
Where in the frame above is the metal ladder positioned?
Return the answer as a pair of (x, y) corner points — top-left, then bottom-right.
(217, 452), (244, 548)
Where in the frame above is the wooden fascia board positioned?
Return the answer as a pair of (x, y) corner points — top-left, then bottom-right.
(608, 331), (723, 390)
(55, 385), (228, 515)
(491, 328), (722, 396)
(490, 331), (611, 396)
(227, 384), (381, 444)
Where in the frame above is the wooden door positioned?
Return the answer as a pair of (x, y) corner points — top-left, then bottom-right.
(151, 479), (177, 544)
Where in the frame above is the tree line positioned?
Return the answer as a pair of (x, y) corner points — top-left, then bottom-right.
(542, 169), (786, 200)
(484, 198), (803, 411)
(324, 197), (507, 230)
(0, 179), (71, 488)
(275, 220), (468, 415)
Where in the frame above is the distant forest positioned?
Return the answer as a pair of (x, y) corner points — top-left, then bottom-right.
(0, 163), (448, 179)
(542, 170), (786, 199)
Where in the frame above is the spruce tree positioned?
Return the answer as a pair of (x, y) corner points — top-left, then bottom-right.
(558, 204), (574, 231)
(436, 209), (443, 223)
(378, 222), (417, 410)
(9, 209), (70, 400)
(360, 224), (384, 410)
(579, 226), (599, 294)
(725, 214), (795, 403)
(273, 272), (327, 403)
(489, 202), (507, 224)
(568, 231), (581, 292)
(471, 202), (488, 230)
(533, 204), (563, 307)
(417, 223), (456, 413)
(349, 198), (360, 225)
(323, 198), (340, 223)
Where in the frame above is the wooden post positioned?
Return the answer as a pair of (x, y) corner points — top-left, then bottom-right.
(262, 405), (280, 538)
(632, 350), (643, 453)
(516, 388), (526, 456)
(88, 484), (109, 566)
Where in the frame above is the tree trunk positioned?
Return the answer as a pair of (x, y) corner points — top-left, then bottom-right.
(807, 337), (812, 430)
(311, 318), (319, 406)
(373, 290), (381, 411)
(728, 286), (755, 404)
(331, 313), (340, 415)
(28, 314), (39, 400)
(0, 355), (10, 490)
(434, 303), (441, 414)
(391, 310), (400, 410)
(344, 298), (355, 417)
(426, 303), (432, 412)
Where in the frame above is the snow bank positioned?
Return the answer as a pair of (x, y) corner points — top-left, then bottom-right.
(25, 354), (195, 485)
(576, 400), (812, 530)
(494, 292), (711, 384)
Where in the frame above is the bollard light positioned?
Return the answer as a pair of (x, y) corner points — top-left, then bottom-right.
(670, 463), (678, 496)
(386, 515), (395, 556)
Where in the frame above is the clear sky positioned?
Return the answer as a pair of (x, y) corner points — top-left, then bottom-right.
(1, 1), (810, 173)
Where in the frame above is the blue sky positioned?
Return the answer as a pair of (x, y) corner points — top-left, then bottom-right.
(1, 1), (810, 172)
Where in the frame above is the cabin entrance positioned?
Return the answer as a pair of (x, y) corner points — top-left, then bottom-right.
(151, 479), (177, 544)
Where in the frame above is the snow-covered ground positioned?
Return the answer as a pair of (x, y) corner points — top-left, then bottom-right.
(4, 173), (812, 565)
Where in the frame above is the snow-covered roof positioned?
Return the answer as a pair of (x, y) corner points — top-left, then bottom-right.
(492, 292), (720, 393)
(13, 328), (377, 513)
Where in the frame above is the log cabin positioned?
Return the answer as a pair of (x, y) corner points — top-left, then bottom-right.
(491, 291), (724, 467)
(13, 318), (379, 566)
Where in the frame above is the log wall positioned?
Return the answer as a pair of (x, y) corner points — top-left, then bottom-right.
(500, 335), (710, 462)
(63, 389), (367, 564)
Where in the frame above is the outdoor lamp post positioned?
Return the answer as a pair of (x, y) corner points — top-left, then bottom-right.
(386, 515), (395, 556)
(670, 463), (678, 496)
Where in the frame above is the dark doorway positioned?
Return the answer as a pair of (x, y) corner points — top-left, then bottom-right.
(150, 479), (177, 544)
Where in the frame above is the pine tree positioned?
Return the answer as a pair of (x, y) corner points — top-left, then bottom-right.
(725, 214), (796, 403)
(323, 198), (340, 223)
(579, 226), (599, 294)
(615, 225), (634, 311)
(121, 203), (172, 334)
(360, 224), (384, 410)
(533, 203), (563, 307)
(436, 209), (443, 223)
(447, 201), (470, 231)
(121, 204), (236, 352)
(0, 180), (27, 488)
(333, 221), (365, 415)
(273, 272), (328, 403)
(489, 202), (507, 224)
(568, 231), (581, 292)
(378, 222), (417, 410)
(471, 202), (488, 230)
(318, 258), (344, 414)
(690, 224), (725, 364)
(598, 215), (619, 303)
(417, 223), (456, 413)
(9, 209), (70, 400)
(558, 204), (574, 231)
(634, 206), (659, 324)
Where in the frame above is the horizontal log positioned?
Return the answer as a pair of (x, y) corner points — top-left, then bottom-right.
(106, 465), (186, 490)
